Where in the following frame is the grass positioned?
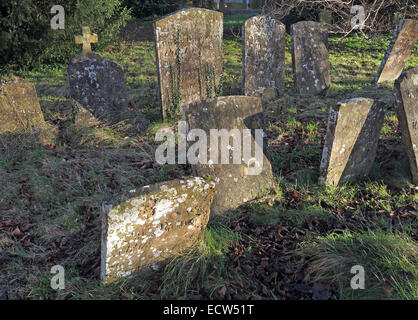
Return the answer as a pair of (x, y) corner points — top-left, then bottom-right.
(297, 230), (418, 300)
(0, 13), (417, 300)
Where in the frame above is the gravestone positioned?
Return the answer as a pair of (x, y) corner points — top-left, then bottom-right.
(243, 15), (286, 99)
(154, 8), (223, 119)
(101, 177), (216, 283)
(319, 98), (388, 186)
(0, 78), (47, 134)
(394, 67), (418, 184)
(183, 96), (274, 215)
(291, 21), (331, 95)
(375, 19), (418, 83)
(68, 27), (129, 123)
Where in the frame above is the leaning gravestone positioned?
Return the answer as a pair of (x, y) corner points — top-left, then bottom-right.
(242, 15), (286, 99)
(291, 21), (331, 95)
(154, 8), (223, 119)
(101, 177), (216, 283)
(394, 67), (418, 184)
(375, 19), (418, 83)
(68, 26), (129, 123)
(183, 96), (274, 215)
(319, 98), (388, 186)
(0, 78), (47, 134)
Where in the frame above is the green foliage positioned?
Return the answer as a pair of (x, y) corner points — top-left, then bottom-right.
(192, 0), (217, 9)
(0, 0), (131, 71)
(122, 0), (183, 18)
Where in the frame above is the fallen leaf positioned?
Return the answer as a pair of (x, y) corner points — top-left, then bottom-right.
(218, 285), (227, 298)
(12, 227), (23, 238)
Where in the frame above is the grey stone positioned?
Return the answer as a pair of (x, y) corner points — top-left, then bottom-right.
(394, 67), (418, 184)
(68, 53), (129, 124)
(183, 96), (274, 215)
(291, 21), (331, 95)
(154, 8), (223, 119)
(242, 15), (286, 98)
(101, 177), (216, 283)
(320, 98), (388, 186)
(375, 19), (418, 83)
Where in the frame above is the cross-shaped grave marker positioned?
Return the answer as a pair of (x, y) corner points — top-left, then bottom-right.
(74, 26), (98, 56)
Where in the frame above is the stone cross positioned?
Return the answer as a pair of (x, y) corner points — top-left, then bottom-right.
(74, 26), (98, 55)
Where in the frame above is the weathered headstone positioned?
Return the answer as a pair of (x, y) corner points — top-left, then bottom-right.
(0, 78), (47, 134)
(68, 27), (129, 123)
(319, 98), (388, 186)
(375, 19), (418, 83)
(101, 177), (216, 283)
(183, 96), (274, 215)
(154, 8), (223, 119)
(242, 15), (286, 99)
(394, 67), (418, 184)
(291, 21), (331, 95)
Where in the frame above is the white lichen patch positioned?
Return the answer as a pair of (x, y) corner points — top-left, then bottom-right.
(101, 177), (216, 283)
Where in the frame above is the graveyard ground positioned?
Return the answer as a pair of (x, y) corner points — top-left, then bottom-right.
(0, 15), (417, 300)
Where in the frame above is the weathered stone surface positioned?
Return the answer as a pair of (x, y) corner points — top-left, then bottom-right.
(101, 177), (216, 283)
(319, 98), (388, 186)
(291, 21), (331, 95)
(0, 79), (46, 134)
(183, 96), (274, 215)
(154, 8), (223, 119)
(243, 15), (286, 98)
(394, 67), (418, 184)
(375, 19), (418, 83)
(68, 53), (129, 123)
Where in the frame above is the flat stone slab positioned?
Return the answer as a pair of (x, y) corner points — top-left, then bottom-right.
(183, 96), (274, 215)
(394, 67), (418, 184)
(375, 19), (418, 83)
(101, 177), (216, 283)
(243, 15), (286, 98)
(291, 21), (331, 95)
(320, 98), (388, 186)
(68, 53), (129, 123)
(0, 79), (47, 134)
(154, 8), (223, 119)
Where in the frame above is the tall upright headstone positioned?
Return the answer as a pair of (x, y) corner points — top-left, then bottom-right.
(394, 67), (418, 184)
(183, 96), (274, 215)
(101, 177), (216, 283)
(291, 21), (331, 95)
(68, 27), (129, 123)
(320, 98), (388, 186)
(154, 8), (223, 119)
(0, 78), (47, 134)
(375, 19), (418, 83)
(243, 15), (286, 99)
